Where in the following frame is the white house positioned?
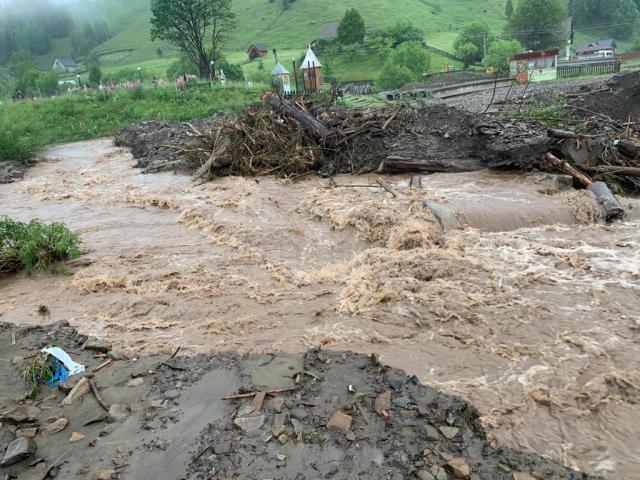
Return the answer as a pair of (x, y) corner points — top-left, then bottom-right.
(52, 58), (78, 74)
(575, 40), (617, 59)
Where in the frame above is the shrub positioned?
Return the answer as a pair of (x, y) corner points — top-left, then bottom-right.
(379, 41), (431, 89)
(0, 217), (81, 275)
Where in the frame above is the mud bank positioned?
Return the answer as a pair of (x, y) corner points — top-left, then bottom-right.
(0, 321), (599, 480)
(1, 140), (640, 478)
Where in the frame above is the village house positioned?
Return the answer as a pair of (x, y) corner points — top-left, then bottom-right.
(510, 49), (559, 83)
(247, 43), (268, 61)
(575, 39), (617, 59)
(52, 57), (78, 74)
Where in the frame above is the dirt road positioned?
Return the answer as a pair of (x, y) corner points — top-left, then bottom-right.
(1, 139), (639, 478)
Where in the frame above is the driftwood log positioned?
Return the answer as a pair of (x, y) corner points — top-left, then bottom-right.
(543, 152), (624, 220)
(262, 93), (333, 140)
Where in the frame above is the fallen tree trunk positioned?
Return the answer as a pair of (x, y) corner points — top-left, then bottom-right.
(379, 156), (483, 173)
(543, 153), (624, 221)
(583, 165), (640, 177)
(546, 129), (600, 140)
(543, 152), (593, 187)
(262, 93), (333, 140)
(616, 139), (639, 159)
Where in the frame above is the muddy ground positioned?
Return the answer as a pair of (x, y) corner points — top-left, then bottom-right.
(1, 321), (599, 480)
(1, 140), (640, 479)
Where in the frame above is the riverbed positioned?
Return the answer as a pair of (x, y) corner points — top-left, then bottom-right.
(1, 139), (639, 478)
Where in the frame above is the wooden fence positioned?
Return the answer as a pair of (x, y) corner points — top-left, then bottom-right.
(558, 59), (621, 78)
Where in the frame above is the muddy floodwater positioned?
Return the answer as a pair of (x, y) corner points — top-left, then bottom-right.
(1, 139), (639, 479)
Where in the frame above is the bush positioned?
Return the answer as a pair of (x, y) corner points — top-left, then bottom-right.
(166, 57), (199, 80)
(89, 65), (102, 86)
(379, 41), (431, 89)
(0, 115), (36, 163)
(36, 70), (60, 96)
(0, 217), (81, 275)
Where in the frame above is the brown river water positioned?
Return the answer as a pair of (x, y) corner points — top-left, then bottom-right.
(1, 139), (640, 478)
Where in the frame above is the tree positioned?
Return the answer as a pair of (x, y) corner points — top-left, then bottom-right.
(454, 22), (493, 67)
(166, 56), (199, 80)
(89, 64), (102, 85)
(611, 0), (640, 38)
(506, 0), (565, 50)
(35, 70), (59, 96)
(570, 0), (639, 37)
(485, 39), (522, 72)
(337, 8), (366, 45)
(456, 42), (479, 68)
(151, 0), (236, 78)
(379, 41), (430, 89)
(370, 21), (423, 48)
(217, 56), (244, 81)
(505, 0), (514, 17)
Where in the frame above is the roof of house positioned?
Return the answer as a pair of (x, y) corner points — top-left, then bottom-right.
(512, 49), (559, 61)
(320, 21), (340, 39)
(576, 39), (616, 54)
(271, 63), (290, 76)
(248, 43), (268, 52)
(300, 47), (322, 69)
(55, 57), (77, 67)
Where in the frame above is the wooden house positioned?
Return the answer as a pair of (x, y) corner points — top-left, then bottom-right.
(247, 43), (268, 61)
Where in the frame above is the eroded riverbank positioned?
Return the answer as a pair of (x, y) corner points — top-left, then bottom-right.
(1, 139), (639, 478)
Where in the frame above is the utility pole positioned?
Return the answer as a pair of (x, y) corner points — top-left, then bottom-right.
(483, 35), (487, 66)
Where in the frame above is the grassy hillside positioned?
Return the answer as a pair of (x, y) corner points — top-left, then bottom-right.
(91, 0), (508, 58)
(36, 0), (638, 84)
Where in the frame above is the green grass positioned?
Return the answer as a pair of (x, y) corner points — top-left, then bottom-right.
(0, 83), (263, 163)
(0, 216), (81, 275)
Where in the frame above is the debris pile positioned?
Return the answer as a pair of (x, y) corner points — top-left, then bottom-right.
(119, 95), (551, 180)
(117, 71), (639, 200)
(0, 321), (600, 480)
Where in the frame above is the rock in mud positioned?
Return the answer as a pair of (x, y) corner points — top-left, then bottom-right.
(69, 431), (86, 442)
(417, 470), (437, 480)
(439, 426), (459, 439)
(107, 404), (129, 423)
(83, 336), (112, 353)
(42, 417), (69, 436)
(447, 457), (471, 478)
(108, 349), (128, 361)
(326, 410), (352, 433)
(15, 427), (37, 438)
(233, 415), (266, 432)
(1, 437), (36, 466)
(2, 406), (39, 424)
(94, 469), (117, 480)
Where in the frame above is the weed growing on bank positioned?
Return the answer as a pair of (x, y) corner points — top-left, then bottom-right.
(0, 83), (263, 163)
(0, 217), (81, 275)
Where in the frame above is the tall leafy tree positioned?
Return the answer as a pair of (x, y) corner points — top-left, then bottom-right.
(379, 41), (430, 89)
(485, 39), (522, 72)
(505, 0), (514, 17)
(570, 0), (639, 39)
(151, 0), (236, 79)
(370, 21), (423, 48)
(506, 0), (565, 50)
(337, 8), (366, 45)
(454, 22), (493, 67)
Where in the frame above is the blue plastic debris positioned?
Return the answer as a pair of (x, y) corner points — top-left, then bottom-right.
(44, 358), (69, 387)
